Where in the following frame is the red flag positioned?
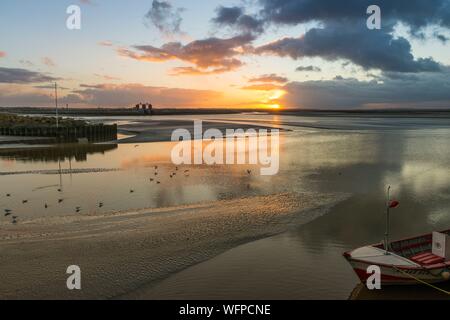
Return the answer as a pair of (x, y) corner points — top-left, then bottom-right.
(389, 200), (400, 208)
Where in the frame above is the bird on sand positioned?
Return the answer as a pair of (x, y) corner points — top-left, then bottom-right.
(6, 194), (11, 197)
(22, 200), (28, 204)
(58, 199), (64, 203)
(99, 202), (104, 208)
(12, 217), (18, 224)
(134, 145), (140, 148)
(4, 212), (12, 217)
(130, 189), (135, 193)
(154, 166), (158, 170)
(247, 170), (252, 175)
(156, 181), (161, 184)
(44, 203), (48, 209)
(76, 207), (81, 213)
(150, 178), (154, 182)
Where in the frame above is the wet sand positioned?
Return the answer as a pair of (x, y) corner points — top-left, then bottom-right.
(116, 119), (286, 144)
(0, 192), (343, 299)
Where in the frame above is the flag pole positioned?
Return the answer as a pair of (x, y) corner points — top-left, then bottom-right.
(384, 185), (391, 254)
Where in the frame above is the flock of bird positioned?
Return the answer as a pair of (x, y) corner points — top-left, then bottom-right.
(3, 166), (252, 225)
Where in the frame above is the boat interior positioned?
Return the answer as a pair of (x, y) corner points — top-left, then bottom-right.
(376, 230), (450, 266)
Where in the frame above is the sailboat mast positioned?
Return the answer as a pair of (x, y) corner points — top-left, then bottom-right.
(55, 82), (59, 128)
(384, 186), (391, 253)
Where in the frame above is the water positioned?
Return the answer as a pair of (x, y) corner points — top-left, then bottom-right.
(1, 114), (450, 299)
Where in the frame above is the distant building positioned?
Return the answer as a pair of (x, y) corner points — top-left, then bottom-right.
(134, 102), (153, 114)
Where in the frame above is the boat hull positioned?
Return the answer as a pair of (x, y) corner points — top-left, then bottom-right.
(345, 257), (447, 285)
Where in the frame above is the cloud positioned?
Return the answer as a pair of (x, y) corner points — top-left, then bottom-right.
(0, 67), (59, 84)
(243, 1), (449, 73)
(145, 0), (185, 36)
(33, 84), (69, 90)
(19, 60), (34, 67)
(296, 65), (321, 72)
(0, 91), (55, 107)
(258, 0), (450, 31)
(242, 84), (283, 91)
(0, 51), (6, 58)
(118, 34), (255, 75)
(249, 74), (288, 83)
(98, 41), (113, 47)
(281, 69), (450, 109)
(0, 84), (79, 106)
(94, 73), (121, 81)
(212, 6), (264, 35)
(0, 83), (226, 108)
(255, 21), (443, 73)
(70, 83), (224, 108)
(434, 32), (449, 43)
(42, 57), (56, 67)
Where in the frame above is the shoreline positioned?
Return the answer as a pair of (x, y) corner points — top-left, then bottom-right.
(0, 192), (345, 299)
(3, 107), (450, 118)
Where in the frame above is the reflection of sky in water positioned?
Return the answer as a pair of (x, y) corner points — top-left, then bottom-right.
(1, 116), (450, 227)
(1, 115), (450, 299)
(141, 126), (450, 299)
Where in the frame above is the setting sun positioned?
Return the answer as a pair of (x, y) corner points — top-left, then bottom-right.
(269, 90), (287, 101)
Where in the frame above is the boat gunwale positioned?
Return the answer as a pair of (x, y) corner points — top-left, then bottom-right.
(343, 229), (450, 271)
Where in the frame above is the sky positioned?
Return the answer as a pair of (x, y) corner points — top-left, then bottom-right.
(1, 0), (450, 109)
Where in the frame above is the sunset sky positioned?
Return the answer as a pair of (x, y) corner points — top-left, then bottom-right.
(1, 0), (450, 109)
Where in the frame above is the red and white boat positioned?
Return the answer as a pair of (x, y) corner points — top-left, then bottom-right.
(344, 230), (450, 285)
(343, 187), (450, 285)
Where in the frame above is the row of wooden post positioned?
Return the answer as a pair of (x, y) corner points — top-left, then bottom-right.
(0, 124), (118, 143)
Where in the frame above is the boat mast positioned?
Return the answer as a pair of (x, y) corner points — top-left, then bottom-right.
(384, 185), (391, 254)
(55, 82), (59, 128)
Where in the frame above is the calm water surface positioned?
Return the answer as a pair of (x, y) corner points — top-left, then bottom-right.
(1, 114), (450, 299)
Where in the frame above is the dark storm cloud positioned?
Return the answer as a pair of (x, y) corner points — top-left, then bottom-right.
(0, 67), (59, 84)
(212, 6), (264, 35)
(256, 21), (442, 73)
(145, 0), (185, 35)
(258, 0), (450, 30)
(249, 0), (450, 73)
(281, 69), (450, 109)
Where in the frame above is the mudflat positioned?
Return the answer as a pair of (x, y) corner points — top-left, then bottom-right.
(0, 192), (344, 299)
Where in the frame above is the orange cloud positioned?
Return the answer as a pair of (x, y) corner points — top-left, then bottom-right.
(117, 34), (255, 75)
(98, 41), (113, 47)
(242, 84), (283, 91)
(71, 83), (225, 108)
(42, 57), (56, 67)
(249, 74), (288, 84)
